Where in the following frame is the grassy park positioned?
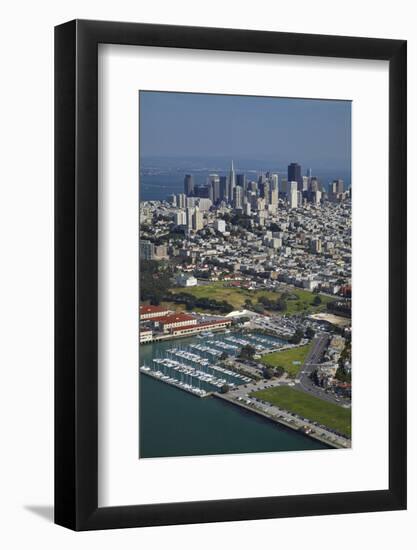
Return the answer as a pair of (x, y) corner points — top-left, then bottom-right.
(250, 386), (351, 437)
(260, 343), (312, 377)
(169, 282), (334, 315)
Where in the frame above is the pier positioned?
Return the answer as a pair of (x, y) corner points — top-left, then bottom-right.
(140, 366), (212, 398)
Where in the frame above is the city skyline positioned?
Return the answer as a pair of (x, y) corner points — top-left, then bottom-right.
(139, 91), (351, 170)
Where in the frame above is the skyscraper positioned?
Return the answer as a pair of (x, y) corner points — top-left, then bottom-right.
(259, 180), (270, 205)
(236, 173), (246, 191)
(335, 179), (344, 194)
(270, 179), (278, 208)
(233, 185), (243, 209)
(288, 181), (298, 209)
(288, 163), (302, 188)
(219, 176), (228, 202)
(177, 193), (186, 208)
(228, 160), (236, 202)
(184, 174), (194, 196)
(207, 174), (220, 203)
(192, 207), (203, 231)
(186, 207), (194, 229)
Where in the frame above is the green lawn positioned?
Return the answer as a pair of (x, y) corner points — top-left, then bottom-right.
(260, 343), (312, 377)
(250, 386), (351, 437)
(169, 282), (334, 315)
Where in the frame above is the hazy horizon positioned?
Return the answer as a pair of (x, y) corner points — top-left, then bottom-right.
(139, 91), (351, 173)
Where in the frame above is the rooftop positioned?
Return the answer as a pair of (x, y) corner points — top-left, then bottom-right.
(140, 305), (171, 315)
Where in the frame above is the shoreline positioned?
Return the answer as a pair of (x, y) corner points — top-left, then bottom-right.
(213, 392), (347, 449)
(139, 370), (346, 449)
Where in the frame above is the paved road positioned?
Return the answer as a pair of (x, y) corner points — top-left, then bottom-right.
(296, 335), (351, 407)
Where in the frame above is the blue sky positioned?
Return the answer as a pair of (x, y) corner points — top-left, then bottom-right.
(139, 91), (351, 170)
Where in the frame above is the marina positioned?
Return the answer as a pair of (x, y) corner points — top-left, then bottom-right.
(139, 330), (281, 397)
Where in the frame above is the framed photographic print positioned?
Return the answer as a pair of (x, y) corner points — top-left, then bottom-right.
(55, 20), (407, 530)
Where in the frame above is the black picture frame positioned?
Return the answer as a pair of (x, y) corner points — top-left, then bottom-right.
(55, 19), (407, 531)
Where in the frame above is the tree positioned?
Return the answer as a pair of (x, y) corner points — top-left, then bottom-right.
(335, 365), (351, 383)
(305, 326), (315, 339)
(262, 367), (274, 379)
(275, 298), (287, 312)
(274, 366), (285, 378)
(312, 295), (322, 306)
(220, 384), (230, 394)
(220, 352), (228, 361)
(289, 328), (304, 344)
(238, 344), (256, 361)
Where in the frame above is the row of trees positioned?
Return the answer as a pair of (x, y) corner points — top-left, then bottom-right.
(257, 295), (288, 312)
(168, 292), (233, 314)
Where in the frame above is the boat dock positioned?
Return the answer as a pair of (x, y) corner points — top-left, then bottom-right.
(139, 331), (283, 398)
(140, 366), (212, 398)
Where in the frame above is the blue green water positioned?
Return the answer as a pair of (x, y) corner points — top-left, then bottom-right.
(139, 333), (329, 458)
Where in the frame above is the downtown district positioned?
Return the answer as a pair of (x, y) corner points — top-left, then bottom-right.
(139, 161), (352, 446)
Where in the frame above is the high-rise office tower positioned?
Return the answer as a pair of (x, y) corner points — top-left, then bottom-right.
(184, 174), (194, 196)
(236, 173), (246, 191)
(250, 194), (258, 211)
(177, 193), (186, 209)
(302, 176), (309, 191)
(306, 168), (312, 178)
(219, 176), (228, 202)
(270, 173), (279, 188)
(228, 160), (236, 202)
(186, 207), (194, 230)
(233, 185), (243, 209)
(313, 190), (322, 205)
(258, 173), (267, 185)
(270, 179), (278, 207)
(207, 174), (220, 203)
(288, 181), (298, 209)
(288, 163), (302, 187)
(259, 180), (270, 205)
(248, 181), (258, 193)
(310, 177), (319, 192)
(280, 177), (288, 194)
(335, 179), (344, 194)
(168, 194), (177, 206)
(194, 184), (209, 198)
(207, 184), (214, 203)
(192, 207), (203, 231)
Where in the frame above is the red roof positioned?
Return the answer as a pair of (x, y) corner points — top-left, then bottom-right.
(172, 319), (232, 333)
(152, 313), (196, 324)
(140, 305), (171, 315)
